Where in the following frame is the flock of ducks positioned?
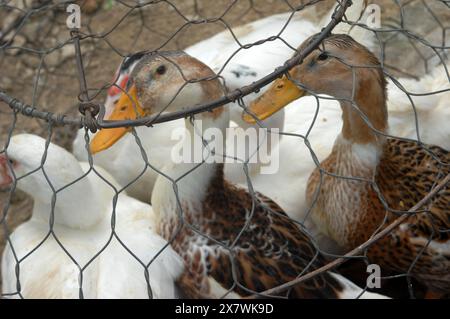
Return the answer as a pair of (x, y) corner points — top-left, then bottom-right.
(0, 1), (449, 298)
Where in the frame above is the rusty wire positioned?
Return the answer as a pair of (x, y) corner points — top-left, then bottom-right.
(0, 0), (449, 299)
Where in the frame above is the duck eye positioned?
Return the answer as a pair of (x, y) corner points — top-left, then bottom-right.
(156, 65), (166, 75)
(317, 52), (329, 61)
(8, 158), (15, 166)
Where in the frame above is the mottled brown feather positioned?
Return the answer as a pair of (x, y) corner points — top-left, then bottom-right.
(165, 164), (345, 298)
(371, 139), (450, 293)
(307, 138), (450, 293)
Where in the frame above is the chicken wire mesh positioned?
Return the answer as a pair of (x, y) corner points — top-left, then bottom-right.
(0, 0), (449, 299)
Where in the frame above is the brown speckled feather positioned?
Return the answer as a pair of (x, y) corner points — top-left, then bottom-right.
(370, 139), (450, 293)
(167, 164), (344, 298)
(308, 138), (449, 294)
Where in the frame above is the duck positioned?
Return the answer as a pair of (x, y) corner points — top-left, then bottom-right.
(72, 0), (370, 200)
(243, 34), (450, 297)
(0, 134), (183, 299)
(245, 62), (450, 253)
(89, 50), (389, 299)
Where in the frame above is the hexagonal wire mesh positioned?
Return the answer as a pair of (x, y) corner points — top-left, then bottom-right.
(0, 0), (449, 299)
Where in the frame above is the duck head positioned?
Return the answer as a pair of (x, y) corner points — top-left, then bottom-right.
(90, 51), (224, 154)
(244, 34), (388, 143)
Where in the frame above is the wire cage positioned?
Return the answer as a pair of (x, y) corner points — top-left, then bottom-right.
(0, 0), (449, 299)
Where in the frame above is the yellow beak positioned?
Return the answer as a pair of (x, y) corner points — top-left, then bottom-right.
(243, 75), (305, 124)
(90, 85), (145, 154)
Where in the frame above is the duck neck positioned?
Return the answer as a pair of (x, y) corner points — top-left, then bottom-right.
(340, 72), (388, 145)
(312, 81), (389, 246)
(181, 110), (229, 195)
(152, 107), (230, 226)
(330, 72), (389, 179)
(28, 165), (107, 229)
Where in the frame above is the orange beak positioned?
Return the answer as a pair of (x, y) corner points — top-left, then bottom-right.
(90, 85), (145, 154)
(242, 75), (305, 124)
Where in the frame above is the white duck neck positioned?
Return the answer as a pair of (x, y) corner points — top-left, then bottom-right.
(152, 108), (230, 223)
(27, 162), (107, 230)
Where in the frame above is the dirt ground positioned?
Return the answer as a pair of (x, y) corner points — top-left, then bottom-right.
(0, 0), (448, 297)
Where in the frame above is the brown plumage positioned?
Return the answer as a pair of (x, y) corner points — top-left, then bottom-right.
(373, 140), (449, 292)
(163, 164), (345, 298)
(246, 33), (450, 296)
(307, 138), (449, 293)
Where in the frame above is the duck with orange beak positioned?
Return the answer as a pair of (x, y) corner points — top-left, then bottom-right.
(243, 34), (450, 297)
(90, 84), (145, 154)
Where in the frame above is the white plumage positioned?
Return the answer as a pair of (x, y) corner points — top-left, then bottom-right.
(1, 134), (183, 299)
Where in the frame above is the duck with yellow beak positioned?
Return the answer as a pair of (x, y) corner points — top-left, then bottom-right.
(243, 34), (450, 298)
(90, 50), (389, 299)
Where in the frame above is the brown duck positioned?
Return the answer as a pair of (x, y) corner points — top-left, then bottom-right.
(244, 34), (450, 298)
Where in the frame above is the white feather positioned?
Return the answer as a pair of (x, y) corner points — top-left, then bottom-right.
(2, 134), (183, 299)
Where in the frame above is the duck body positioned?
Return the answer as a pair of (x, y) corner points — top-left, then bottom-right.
(307, 135), (450, 293)
(184, 11), (306, 182)
(236, 97), (343, 251)
(153, 160), (365, 298)
(151, 111), (387, 299)
(187, 1), (450, 243)
(184, 11), (318, 89)
(386, 66), (450, 150)
(1, 134), (183, 299)
(2, 190), (178, 298)
(185, 1), (375, 89)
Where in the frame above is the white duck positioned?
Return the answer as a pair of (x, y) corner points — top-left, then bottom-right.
(0, 134), (183, 299)
(89, 50), (389, 299)
(72, 1), (369, 200)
